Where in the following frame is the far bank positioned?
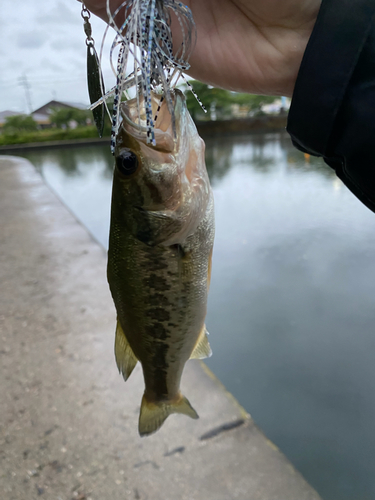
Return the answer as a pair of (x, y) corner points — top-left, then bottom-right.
(0, 114), (287, 153)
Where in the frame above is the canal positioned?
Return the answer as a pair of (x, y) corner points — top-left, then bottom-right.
(16, 132), (375, 500)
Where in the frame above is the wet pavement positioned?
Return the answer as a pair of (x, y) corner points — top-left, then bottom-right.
(0, 156), (321, 500)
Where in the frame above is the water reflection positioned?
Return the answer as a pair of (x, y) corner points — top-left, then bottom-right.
(286, 150), (337, 179)
(28, 147), (115, 180)
(205, 137), (234, 182)
(16, 132), (375, 500)
(21, 146), (115, 247)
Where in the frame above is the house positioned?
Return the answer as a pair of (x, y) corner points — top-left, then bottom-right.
(0, 110), (21, 128)
(0, 101), (90, 132)
(262, 97), (291, 115)
(31, 101), (88, 128)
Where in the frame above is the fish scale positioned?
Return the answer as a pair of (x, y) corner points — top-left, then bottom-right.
(107, 89), (214, 435)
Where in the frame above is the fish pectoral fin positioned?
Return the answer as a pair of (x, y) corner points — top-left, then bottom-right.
(114, 319), (138, 381)
(138, 393), (199, 437)
(134, 208), (183, 246)
(190, 325), (212, 360)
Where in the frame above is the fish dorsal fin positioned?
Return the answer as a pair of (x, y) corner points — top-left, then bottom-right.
(138, 393), (199, 437)
(190, 325), (212, 360)
(114, 319), (138, 381)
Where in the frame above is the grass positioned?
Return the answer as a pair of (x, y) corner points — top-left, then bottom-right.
(0, 126), (109, 146)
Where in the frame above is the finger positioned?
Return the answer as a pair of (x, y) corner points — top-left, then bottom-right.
(83, 0), (126, 24)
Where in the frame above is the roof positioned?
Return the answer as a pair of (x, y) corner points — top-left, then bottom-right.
(32, 100), (87, 117)
(0, 110), (21, 125)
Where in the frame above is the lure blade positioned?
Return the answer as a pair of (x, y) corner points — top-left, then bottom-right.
(87, 44), (105, 137)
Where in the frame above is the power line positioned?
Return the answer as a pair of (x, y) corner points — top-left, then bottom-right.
(18, 74), (33, 113)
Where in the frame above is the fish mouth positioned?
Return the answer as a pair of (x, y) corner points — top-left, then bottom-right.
(120, 90), (183, 153)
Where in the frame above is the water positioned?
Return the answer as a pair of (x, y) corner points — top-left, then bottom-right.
(18, 133), (375, 500)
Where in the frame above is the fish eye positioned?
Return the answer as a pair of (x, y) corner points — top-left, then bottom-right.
(116, 149), (138, 176)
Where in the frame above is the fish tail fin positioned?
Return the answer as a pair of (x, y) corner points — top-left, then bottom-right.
(114, 319), (138, 381)
(138, 393), (199, 437)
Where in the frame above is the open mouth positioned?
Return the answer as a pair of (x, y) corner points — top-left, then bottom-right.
(120, 91), (182, 153)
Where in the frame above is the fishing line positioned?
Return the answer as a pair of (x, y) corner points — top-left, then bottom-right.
(82, 0), (199, 152)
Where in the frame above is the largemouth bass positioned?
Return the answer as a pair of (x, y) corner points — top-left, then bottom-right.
(107, 89), (214, 436)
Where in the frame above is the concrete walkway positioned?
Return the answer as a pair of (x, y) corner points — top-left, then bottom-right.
(0, 156), (321, 500)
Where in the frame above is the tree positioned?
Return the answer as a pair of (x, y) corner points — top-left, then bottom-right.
(184, 81), (233, 120)
(231, 93), (276, 114)
(184, 80), (277, 120)
(50, 107), (91, 128)
(3, 115), (38, 133)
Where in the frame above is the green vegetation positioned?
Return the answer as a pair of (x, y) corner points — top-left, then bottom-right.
(0, 126), (101, 146)
(49, 107), (91, 128)
(184, 80), (277, 120)
(0, 107), (113, 146)
(3, 115), (38, 133)
(0, 83), (279, 147)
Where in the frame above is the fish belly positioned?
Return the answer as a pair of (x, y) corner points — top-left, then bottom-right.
(107, 194), (214, 434)
(108, 196), (214, 396)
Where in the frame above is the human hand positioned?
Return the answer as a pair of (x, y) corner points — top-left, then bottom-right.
(83, 0), (321, 97)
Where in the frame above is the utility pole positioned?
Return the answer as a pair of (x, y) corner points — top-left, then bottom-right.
(18, 74), (33, 114)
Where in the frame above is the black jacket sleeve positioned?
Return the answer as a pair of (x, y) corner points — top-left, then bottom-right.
(287, 0), (375, 213)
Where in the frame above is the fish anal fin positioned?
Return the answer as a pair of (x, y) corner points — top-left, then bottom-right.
(190, 325), (212, 360)
(138, 393), (199, 437)
(114, 319), (138, 381)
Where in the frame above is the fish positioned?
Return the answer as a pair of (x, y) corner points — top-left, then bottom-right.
(107, 88), (214, 436)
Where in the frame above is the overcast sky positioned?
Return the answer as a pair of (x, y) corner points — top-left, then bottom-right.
(0, 1), (118, 113)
